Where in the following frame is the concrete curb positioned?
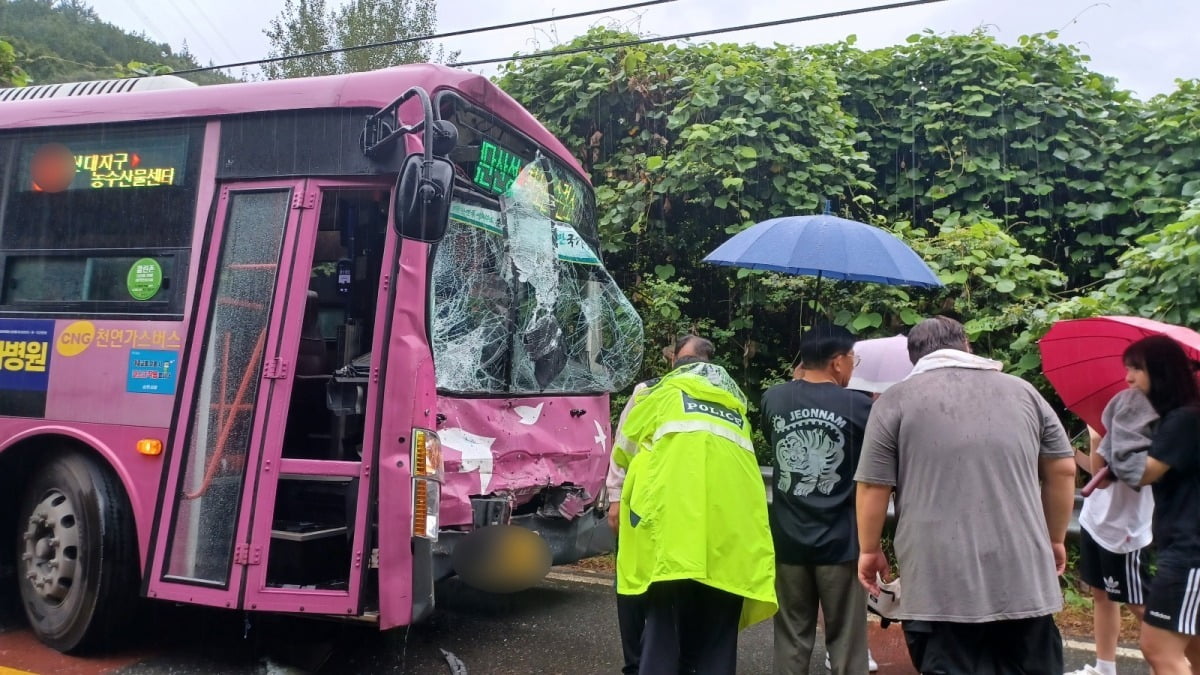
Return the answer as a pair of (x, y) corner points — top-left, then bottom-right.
(546, 566), (1145, 663)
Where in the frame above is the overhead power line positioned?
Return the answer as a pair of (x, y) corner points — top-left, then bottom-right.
(450, 0), (952, 68)
(170, 0), (679, 76)
(120, 0), (171, 48)
(173, 0), (951, 77)
(181, 0), (242, 64)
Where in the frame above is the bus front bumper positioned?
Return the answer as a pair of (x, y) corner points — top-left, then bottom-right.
(431, 496), (614, 591)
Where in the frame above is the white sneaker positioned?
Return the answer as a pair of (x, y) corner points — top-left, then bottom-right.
(1064, 666), (1103, 675)
(825, 651), (879, 672)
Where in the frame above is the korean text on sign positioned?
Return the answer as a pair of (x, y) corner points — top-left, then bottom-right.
(0, 340), (49, 372)
(75, 152), (176, 188)
(96, 329), (182, 349)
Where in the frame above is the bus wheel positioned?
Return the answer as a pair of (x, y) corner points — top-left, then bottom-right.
(15, 451), (136, 653)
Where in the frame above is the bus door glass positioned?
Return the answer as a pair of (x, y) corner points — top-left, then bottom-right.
(147, 180), (312, 607)
(147, 180), (389, 614)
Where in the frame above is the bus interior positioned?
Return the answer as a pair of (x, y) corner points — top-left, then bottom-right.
(267, 189), (387, 590)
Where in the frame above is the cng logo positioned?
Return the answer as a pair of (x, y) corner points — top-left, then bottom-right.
(57, 320), (95, 356)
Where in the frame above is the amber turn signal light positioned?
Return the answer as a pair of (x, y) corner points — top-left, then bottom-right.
(137, 439), (163, 456)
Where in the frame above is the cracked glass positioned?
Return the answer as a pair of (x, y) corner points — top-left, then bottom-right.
(431, 159), (642, 394)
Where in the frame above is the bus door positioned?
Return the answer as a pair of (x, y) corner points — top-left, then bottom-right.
(147, 180), (389, 616)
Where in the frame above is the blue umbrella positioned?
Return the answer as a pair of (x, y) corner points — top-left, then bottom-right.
(703, 214), (942, 288)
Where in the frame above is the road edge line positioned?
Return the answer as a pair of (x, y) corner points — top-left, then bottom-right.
(545, 571), (614, 587)
(1062, 638), (1144, 661)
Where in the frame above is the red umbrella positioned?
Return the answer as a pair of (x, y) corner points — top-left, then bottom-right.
(1039, 316), (1200, 434)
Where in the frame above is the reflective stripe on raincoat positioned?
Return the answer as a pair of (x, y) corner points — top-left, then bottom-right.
(613, 362), (777, 629)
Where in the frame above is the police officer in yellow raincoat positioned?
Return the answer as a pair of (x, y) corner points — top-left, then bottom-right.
(613, 338), (777, 674)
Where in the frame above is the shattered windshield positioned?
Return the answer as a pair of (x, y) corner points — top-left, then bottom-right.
(431, 158), (643, 394)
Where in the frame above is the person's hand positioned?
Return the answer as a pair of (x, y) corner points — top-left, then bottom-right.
(858, 550), (891, 595)
(1051, 542), (1067, 576)
(607, 502), (620, 535)
(1081, 466), (1114, 497)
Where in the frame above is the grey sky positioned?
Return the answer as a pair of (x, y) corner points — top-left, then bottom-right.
(85, 0), (1198, 98)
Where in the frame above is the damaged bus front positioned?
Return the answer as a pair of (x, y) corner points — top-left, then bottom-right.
(425, 91), (643, 594)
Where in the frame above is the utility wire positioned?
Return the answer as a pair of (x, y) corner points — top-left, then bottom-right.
(161, 0), (224, 66)
(451, 0), (952, 67)
(174, 0), (951, 76)
(170, 0), (678, 75)
(120, 0), (172, 49)
(180, 0), (242, 64)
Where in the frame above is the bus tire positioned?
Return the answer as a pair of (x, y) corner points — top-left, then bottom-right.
(15, 451), (137, 653)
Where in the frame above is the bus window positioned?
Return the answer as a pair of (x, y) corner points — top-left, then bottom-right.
(4, 253), (178, 304)
(429, 92), (641, 394)
(430, 157), (642, 395)
(431, 196), (512, 393)
(505, 161), (641, 393)
(0, 125), (200, 317)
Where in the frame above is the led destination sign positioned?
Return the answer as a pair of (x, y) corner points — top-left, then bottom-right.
(472, 139), (523, 195)
(471, 139), (587, 225)
(22, 133), (190, 192)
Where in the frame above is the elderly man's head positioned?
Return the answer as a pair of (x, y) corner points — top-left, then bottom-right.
(907, 316), (969, 364)
(673, 334), (715, 367)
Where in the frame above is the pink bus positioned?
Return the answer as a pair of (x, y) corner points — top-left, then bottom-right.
(0, 65), (643, 653)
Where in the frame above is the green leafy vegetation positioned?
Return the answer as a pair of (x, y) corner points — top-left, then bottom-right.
(0, 0), (233, 85)
(263, 0), (456, 79)
(0, 37), (30, 86)
(498, 29), (1200, 457)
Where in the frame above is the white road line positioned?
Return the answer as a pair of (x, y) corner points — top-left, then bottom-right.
(545, 571), (615, 587)
(1062, 638), (1143, 660)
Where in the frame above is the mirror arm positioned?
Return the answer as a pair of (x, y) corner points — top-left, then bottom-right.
(383, 86), (458, 243)
(362, 86), (438, 161)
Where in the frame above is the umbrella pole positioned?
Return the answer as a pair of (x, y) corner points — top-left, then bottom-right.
(811, 271), (824, 328)
(794, 271), (825, 367)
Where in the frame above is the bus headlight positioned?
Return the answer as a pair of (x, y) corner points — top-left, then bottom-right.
(412, 477), (441, 540)
(412, 428), (443, 540)
(412, 428), (444, 482)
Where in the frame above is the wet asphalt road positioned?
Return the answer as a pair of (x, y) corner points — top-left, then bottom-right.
(0, 568), (1149, 674)
(125, 573), (654, 674)
(110, 570), (781, 675)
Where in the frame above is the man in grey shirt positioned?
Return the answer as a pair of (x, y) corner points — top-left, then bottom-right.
(854, 316), (1077, 673)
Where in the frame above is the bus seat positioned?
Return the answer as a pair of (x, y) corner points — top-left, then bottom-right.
(296, 291), (330, 377)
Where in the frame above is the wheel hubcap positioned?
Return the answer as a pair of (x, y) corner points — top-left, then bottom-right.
(21, 490), (80, 603)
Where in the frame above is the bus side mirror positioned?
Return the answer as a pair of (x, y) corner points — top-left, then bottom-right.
(394, 153), (454, 243)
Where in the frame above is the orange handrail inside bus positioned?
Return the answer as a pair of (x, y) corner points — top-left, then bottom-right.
(183, 326), (267, 500)
(204, 338), (253, 417)
(216, 297), (266, 312)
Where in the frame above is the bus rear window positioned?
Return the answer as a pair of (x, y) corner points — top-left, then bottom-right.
(0, 124), (201, 316)
(4, 254), (177, 304)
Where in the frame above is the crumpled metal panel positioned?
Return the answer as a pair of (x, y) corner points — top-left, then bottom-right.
(436, 394), (611, 527)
